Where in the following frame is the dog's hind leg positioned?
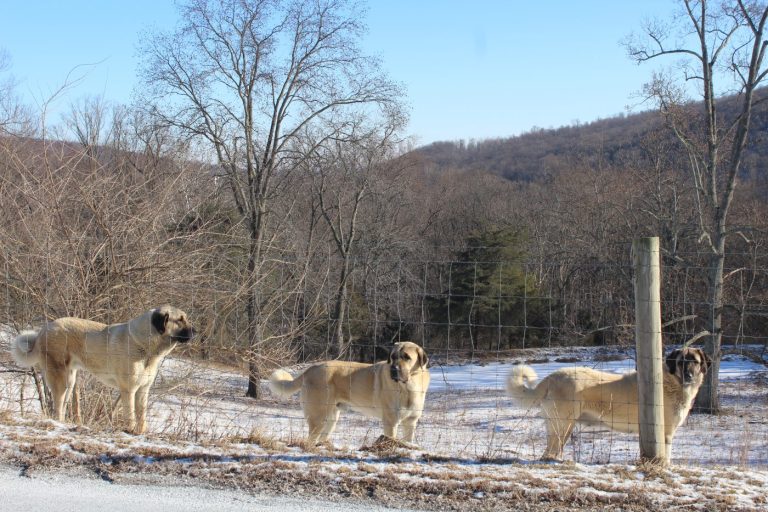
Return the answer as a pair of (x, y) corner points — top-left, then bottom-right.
(44, 366), (71, 423)
(64, 369), (79, 423)
(545, 420), (574, 461)
(542, 405), (575, 461)
(307, 407), (340, 445)
(318, 408), (341, 444)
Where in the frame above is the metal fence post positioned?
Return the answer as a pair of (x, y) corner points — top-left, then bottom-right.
(633, 237), (666, 464)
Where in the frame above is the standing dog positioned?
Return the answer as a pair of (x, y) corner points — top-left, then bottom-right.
(269, 341), (430, 445)
(11, 305), (196, 434)
(507, 347), (711, 461)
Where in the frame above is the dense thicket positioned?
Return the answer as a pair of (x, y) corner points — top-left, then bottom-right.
(3, 104), (767, 369)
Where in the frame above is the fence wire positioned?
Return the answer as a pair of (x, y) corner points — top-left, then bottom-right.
(0, 250), (766, 467)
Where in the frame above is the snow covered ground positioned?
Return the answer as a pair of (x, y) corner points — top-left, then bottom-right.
(0, 335), (767, 510)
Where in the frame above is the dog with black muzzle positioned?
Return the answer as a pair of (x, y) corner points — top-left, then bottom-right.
(269, 341), (430, 445)
(11, 305), (196, 434)
(507, 347), (711, 461)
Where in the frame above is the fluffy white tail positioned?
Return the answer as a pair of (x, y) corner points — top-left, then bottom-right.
(11, 330), (41, 368)
(506, 365), (545, 409)
(268, 368), (304, 398)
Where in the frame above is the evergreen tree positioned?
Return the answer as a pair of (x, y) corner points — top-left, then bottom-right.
(429, 228), (547, 351)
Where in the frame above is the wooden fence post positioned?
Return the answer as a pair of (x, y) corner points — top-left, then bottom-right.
(633, 237), (666, 464)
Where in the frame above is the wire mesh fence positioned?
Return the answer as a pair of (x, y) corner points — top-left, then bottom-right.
(0, 246), (767, 468)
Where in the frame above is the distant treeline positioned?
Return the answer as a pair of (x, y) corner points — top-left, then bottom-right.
(412, 89), (768, 188)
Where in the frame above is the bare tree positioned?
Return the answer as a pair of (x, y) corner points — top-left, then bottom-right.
(302, 114), (406, 358)
(626, 0), (768, 412)
(62, 95), (110, 159)
(139, 0), (403, 397)
(0, 49), (33, 136)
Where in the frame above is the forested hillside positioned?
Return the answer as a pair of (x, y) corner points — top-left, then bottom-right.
(412, 89), (768, 186)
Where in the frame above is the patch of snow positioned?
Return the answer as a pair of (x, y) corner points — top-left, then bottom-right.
(1, 345), (766, 509)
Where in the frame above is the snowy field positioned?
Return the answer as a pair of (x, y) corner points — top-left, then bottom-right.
(0, 333), (767, 510)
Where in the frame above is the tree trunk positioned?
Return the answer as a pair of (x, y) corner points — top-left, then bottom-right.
(246, 363), (261, 398)
(246, 288), (261, 398)
(245, 222), (263, 399)
(331, 258), (350, 359)
(695, 247), (725, 413)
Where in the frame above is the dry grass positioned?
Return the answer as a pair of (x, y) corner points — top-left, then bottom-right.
(1, 352), (767, 511)
(0, 416), (765, 511)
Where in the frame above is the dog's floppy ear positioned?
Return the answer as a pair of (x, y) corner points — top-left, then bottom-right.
(388, 343), (399, 364)
(697, 348), (712, 374)
(151, 310), (169, 335)
(418, 347), (429, 369)
(665, 349), (681, 375)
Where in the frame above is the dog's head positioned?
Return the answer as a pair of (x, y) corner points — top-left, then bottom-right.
(151, 305), (196, 343)
(665, 347), (710, 386)
(388, 341), (428, 384)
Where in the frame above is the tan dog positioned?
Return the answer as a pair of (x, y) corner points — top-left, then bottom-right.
(11, 305), (196, 433)
(269, 341), (430, 445)
(507, 347), (711, 461)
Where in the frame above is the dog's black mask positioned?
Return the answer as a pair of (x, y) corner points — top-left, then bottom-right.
(170, 326), (196, 343)
(666, 348), (709, 384)
(151, 311), (168, 335)
(388, 350), (404, 382)
(151, 310), (196, 343)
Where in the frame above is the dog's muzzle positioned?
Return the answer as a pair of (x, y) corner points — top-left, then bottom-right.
(390, 366), (407, 383)
(171, 326), (196, 343)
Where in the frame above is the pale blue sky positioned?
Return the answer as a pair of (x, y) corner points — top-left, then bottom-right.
(0, 0), (676, 146)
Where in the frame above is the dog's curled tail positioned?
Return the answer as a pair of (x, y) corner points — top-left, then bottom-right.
(268, 368), (304, 398)
(506, 365), (546, 409)
(11, 330), (41, 368)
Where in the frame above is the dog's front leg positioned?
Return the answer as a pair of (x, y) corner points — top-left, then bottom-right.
(134, 385), (152, 434)
(400, 417), (419, 443)
(119, 389), (138, 433)
(664, 434), (673, 464)
(382, 411), (400, 440)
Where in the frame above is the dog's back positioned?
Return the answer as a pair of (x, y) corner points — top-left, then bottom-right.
(509, 365), (637, 426)
(268, 361), (374, 400)
(11, 318), (110, 370)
